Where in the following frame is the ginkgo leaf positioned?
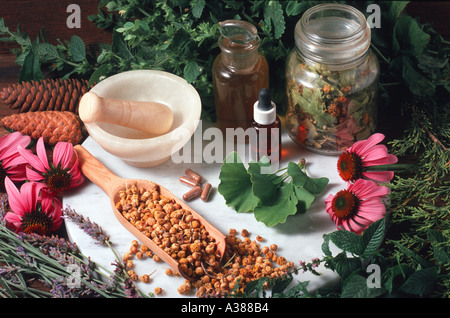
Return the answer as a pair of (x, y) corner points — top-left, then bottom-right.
(218, 152), (259, 213)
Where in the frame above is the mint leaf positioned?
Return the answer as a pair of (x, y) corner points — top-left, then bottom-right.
(19, 50), (43, 82)
(34, 43), (59, 63)
(218, 152), (259, 213)
(69, 35), (86, 62)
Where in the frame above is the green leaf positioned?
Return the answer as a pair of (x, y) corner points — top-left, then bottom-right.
(392, 14), (430, 58)
(264, 0), (285, 39)
(248, 159), (281, 206)
(399, 267), (437, 296)
(112, 30), (133, 59)
(89, 63), (111, 86)
(19, 50), (43, 82)
(427, 229), (450, 266)
(253, 182), (298, 227)
(191, 0), (206, 19)
(287, 161), (329, 195)
(293, 186), (315, 214)
(341, 274), (386, 298)
(34, 43), (59, 63)
(218, 152), (259, 213)
(69, 35), (86, 62)
(183, 60), (200, 83)
(328, 229), (364, 255)
(360, 219), (386, 257)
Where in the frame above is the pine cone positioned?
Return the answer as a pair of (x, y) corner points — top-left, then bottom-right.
(1, 111), (85, 146)
(0, 78), (91, 114)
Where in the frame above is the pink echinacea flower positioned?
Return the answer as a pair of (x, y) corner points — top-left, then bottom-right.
(18, 137), (84, 194)
(337, 133), (398, 183)
(325, 179), (389, 234)
(4, 176), (63, 235)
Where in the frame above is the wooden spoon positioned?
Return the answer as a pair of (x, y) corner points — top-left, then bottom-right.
(73, 145), (226, 280)
(78, 92), (174, 135)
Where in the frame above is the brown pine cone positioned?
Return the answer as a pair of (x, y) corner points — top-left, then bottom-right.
(0, 78), (91, 114)
(1, 111), (85, 146)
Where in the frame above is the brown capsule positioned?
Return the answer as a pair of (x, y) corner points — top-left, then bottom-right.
(201, 183), (212, 201)
(182, 186), (202, 201)
(179, 175), (199, 187)
(185, 169), (202, 183)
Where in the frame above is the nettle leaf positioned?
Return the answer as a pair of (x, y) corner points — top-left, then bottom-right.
(253, 183), (298, 227)
(218, 152), (259, 213)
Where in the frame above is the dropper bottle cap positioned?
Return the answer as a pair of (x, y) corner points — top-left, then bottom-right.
(253, 88), (276, 125)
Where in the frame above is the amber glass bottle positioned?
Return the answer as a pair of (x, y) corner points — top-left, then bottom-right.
(212, 20), (269, 134)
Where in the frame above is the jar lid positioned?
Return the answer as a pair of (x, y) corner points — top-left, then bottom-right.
(295, 3), (371, 68)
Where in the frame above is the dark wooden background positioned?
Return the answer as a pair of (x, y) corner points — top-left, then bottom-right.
(1, 1), (449, 138)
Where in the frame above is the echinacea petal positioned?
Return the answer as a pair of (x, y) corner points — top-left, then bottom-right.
(36, 138), (51, 171)
(362, 171), (395, 183)
(25, 167), (45, 183)
(53, 142), (73, 169)
(4, 211), (22, 230)
(18, 144), (47, 173)
(4, 177), (27, 216)
(348, 133), (385, 156)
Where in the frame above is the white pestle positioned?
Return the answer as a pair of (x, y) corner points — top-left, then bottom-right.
(78, 92), (174, 135)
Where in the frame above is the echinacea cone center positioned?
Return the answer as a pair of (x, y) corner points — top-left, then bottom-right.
(21, 211), (53, 235)
(44, 167), (71, 193)
(331, 189), (359, 219)
(337, 151), (362, 182)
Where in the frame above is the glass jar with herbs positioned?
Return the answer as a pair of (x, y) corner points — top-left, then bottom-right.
(285, 3), (379, 155)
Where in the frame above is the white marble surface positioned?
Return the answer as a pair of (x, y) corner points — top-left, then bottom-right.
(64, 122), (345, 298)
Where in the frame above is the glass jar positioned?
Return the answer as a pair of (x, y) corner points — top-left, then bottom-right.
(213, 20), (269, 133)
(285, 3), (379, 155)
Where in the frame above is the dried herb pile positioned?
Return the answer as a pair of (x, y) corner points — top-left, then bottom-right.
(0, 1), (449, 298)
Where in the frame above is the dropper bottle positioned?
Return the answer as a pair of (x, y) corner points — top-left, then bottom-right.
(251, 88), (281, 162)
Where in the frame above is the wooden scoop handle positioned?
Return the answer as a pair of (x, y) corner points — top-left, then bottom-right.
(78, 92), (174, 135)
(74, 144), (123, 197)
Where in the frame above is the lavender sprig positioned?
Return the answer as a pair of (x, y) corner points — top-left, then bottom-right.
(63, 206), (110, 245)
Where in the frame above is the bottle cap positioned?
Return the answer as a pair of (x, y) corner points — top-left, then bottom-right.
(254, 88), (276, 125)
